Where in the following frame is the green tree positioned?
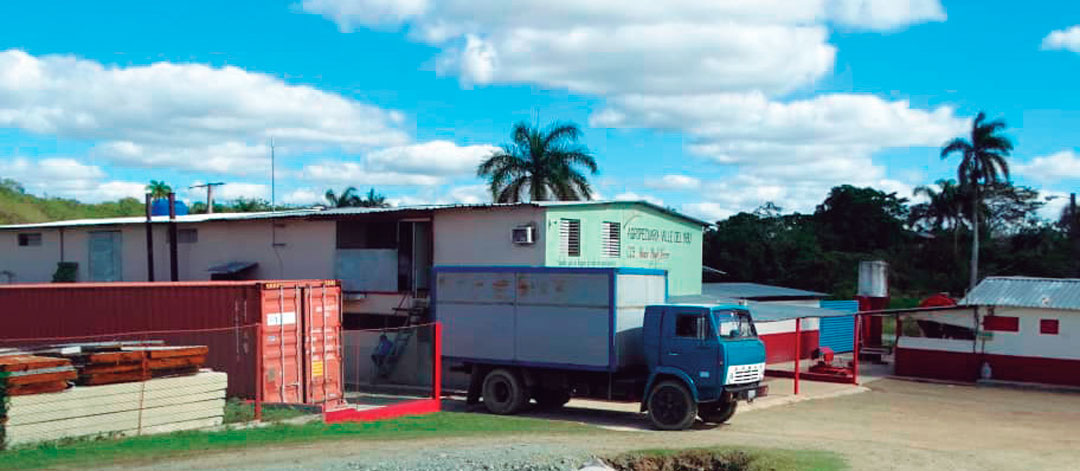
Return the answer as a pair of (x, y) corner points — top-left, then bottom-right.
(358, 188), (389, 208)
(146, 180), (172, 200)
(910, 179), (966, 255)
(230, 197), (272, 212)
(324, 187), (388, 208)
(941, 111), (1014, 290)
(814, 185), (909, 253)
(477, 121), (598, 202)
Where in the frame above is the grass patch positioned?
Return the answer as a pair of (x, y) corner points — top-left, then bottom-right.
(222, 398), (312, 424)
(0, 412), (593, 471)
(607, 447), (846, 471)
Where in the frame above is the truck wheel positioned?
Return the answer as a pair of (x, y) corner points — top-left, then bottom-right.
(647, 380), (697, 430)
(534, 389), (571, 409)
(699, 400), (737, 424)
(482, 368), (527, 415)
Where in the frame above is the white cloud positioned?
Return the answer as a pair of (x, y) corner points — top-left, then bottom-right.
(644, 174), (701, 191)
(448, 184), (489, 204)
(281, 188), (323, 206)
(0, 157), (144, 202)
(614, 191), (664, 207)
(366, 140), (497, 175)
(1015, 150), (1080, 182)
(0, 49), (409, 175)
(1042, 25), (1080, 53)
(827, 0), (946, 31)
(301, 161), (444, 186)
(300, 0), (429, 31)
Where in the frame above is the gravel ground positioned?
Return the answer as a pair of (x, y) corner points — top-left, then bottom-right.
(337, 444), (591, 471)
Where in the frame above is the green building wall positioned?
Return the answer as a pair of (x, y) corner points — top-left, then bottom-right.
(542, 203), (704, 296)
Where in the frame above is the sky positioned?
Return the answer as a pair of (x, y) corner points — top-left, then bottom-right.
(0, 0), (1078, 222)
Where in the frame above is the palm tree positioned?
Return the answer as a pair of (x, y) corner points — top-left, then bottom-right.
(146, 180), (172, 200)
(324, 187), (361, 208)
(477, 121), (598, 202)
(911, 179), (966, 254)
(941, 111), (1014, 290)
(358, 188), (388, 208)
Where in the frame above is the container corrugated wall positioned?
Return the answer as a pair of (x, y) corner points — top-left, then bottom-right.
(818, 300), (858, 353)
(0, 280), (341, 405)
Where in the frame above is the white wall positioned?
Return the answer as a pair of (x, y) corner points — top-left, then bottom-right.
(432, 207), (545, 266)
(0, 229), (64, 283)
(170, 219), (336, 281)
(981, 307), (1079, 360)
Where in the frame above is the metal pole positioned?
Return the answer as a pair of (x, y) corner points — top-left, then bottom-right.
(144, 193), (154, 282)
(206, 184), (214, 214)
(255, 322), (263, 422)
(794, 317), (801, 395)
(852, 315), (861, 385)
(167, 192), (178, 282)
(433, 322), (442, 402)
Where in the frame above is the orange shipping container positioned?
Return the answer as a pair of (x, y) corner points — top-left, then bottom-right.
(0, 280), (342, 406)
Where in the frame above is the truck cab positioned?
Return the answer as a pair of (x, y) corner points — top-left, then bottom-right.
(641, 304), (768, 429)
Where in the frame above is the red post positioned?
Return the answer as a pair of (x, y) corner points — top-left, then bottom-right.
(793, 317), (801, 395)
(254, 322), (263, 422)
(852, 315), (861, 385)
(432, 322), (442, 403)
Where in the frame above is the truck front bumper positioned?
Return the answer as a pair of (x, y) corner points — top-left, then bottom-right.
(724, 382), (769, 403)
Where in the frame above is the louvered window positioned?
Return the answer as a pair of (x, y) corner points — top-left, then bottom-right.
(559, 219), (580, 257)
(601, 222), (621, 257)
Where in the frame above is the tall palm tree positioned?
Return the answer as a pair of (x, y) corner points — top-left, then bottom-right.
(146, 180), (172, 200)
(477, 121), (598, 202)
(324, 187), (361, 208)
(941, 111), (1014, 290)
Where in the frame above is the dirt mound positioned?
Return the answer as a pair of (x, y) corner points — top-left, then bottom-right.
(606, 450), (754, 471)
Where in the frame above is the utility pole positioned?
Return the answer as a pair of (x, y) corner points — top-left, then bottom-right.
(269, 137), (276, 213)
(189, 182), (225, 214)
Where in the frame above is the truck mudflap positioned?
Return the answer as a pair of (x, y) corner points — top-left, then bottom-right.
(724, 382), (769, 403)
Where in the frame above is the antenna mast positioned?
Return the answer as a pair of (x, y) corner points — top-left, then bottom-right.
(269, 137), (276, 212)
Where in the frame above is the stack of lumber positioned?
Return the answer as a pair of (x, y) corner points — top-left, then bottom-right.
(65, 345), (209, 386)
(0, 354), (75, 397)
(1, 370), (227, 448)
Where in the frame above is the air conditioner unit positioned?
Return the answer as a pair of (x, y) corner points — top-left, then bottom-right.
(511, 225), (535, 245)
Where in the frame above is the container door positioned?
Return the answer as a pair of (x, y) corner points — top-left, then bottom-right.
(302, 284), (343, 405)
(88, 231), (122, 281)
(260, 285), (303, 403)
(660, 308), (719, 392)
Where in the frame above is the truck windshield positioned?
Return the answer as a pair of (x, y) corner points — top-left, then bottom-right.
(713, 309), (756, 338)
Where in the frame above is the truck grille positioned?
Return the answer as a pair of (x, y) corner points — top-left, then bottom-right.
(725, 362), (765, 385)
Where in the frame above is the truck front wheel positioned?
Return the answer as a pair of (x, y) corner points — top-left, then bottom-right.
(482, 368), (527, 415)
(646, 380), (697, 430)
(698, 399), (737, 424)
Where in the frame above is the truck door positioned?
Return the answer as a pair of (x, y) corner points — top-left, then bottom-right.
(661, 308), (719, 394)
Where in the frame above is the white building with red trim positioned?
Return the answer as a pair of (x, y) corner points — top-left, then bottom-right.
(895, 277), (1080, 387)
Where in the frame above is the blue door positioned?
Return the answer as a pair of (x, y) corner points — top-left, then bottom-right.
(89, 231), (122, 282)
(819, 300), (858, 353)
(660, 308), (719, 395)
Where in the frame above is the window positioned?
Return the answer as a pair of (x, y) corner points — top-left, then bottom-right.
(601, 221), (620, 257)
(17, 233), (42, 247)
(336, 220), (397, 249)
(675, 314), (708, 339)
(714, 309), (757, 338)
(1040, 319), (1060, 335)
(983, 315), (1019, 332)
(559, 218), (580, 257)
(178, 229), (198, 244)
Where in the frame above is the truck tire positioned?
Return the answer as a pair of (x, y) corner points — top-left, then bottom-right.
(646, 380), (697, 430)
(482, 368), (527, 415)
(698, 400), (737, 424)
(534, 389), (571, 409)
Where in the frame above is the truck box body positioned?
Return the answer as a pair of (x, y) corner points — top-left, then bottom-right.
(433, 267), (666, 372)
(0, 280), (342, 405)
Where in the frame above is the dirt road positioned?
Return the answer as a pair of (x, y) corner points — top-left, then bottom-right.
(107, 379), (1080, 471)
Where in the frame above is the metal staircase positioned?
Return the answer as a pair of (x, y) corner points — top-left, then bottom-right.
(376, 297), (429, 379)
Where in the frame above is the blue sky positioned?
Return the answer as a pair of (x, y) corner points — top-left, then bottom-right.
(0, 0), (1078, 221)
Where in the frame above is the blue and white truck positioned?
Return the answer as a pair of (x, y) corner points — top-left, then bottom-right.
(434, 266), (768, 430)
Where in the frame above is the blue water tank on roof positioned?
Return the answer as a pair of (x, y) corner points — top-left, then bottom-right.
(150, 199), (189, 216)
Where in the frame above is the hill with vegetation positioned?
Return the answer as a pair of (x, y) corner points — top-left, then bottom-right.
(0, 179), (144, 224)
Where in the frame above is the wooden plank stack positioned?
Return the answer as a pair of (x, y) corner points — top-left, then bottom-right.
(65, 345), (210, 386)
(0, 355), (76, 397)
(1, 371), (227, 448)
(1, 343), (225, 449)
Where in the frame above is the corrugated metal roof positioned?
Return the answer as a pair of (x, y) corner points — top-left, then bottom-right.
(0, 200), (710, 230)
(702, 282), (827, 300)
(667, 294), (850, 322)
(959, 277), (1080, 311)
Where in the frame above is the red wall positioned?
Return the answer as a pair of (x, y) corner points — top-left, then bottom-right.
(760, 330), (819, 364)
(896, 347), (1080, 387)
